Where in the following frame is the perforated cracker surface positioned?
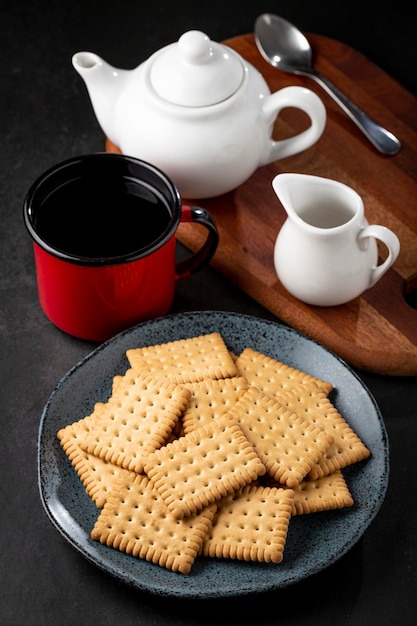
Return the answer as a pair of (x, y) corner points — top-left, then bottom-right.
(236, 348), (333, 395)
(79, 370), (191, 474)
(58, 419), (137, 508)
(91, 474), (217, 574)
(182, 376), (249, 433)
(126, 332), (238, 384)
(143, 416), (266, 519)
(226, 386), (334, 488)
(201, 484), (294, 563)
(292, 470), (354, 515)
(278, 383), (371, 479)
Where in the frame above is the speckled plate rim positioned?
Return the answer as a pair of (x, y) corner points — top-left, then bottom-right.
(38, 311), (389, 598)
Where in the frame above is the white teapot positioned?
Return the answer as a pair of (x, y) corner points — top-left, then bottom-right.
(72, 30), (326, 198)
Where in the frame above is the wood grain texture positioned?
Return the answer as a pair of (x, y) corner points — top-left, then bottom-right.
(107, 33), (417, 376)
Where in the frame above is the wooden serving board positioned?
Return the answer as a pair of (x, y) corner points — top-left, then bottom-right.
(107, 33), (417, 376)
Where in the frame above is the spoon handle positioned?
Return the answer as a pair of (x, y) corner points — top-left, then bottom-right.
(306, 68), (401, 155)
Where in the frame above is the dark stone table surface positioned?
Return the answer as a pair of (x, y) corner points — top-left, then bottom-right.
(1, 2), (416, 624)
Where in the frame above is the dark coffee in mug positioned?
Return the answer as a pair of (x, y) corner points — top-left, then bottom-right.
(34, 178), (171, 259)
(28, 154), (179, 264)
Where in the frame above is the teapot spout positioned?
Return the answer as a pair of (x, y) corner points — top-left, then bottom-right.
(72, 52), (129, 146)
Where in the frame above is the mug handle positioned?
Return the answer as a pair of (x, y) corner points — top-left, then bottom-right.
(176, 205), (219, 279)
(358, 224), (401, 287)
(260, 86), (327, 164)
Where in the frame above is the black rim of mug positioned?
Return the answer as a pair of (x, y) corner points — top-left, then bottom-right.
(23, 153), (182, 267)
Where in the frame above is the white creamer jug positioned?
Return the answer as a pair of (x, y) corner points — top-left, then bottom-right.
(273, 173), (400, 306)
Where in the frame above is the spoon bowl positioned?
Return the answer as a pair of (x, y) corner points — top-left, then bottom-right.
(255, 13), (401, 155)
(257, 15), (312, 73)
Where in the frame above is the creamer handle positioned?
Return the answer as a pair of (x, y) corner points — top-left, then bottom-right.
(358, 224), (400, 287)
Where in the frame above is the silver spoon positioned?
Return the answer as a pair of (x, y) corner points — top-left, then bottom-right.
(254, 13), (401, 156)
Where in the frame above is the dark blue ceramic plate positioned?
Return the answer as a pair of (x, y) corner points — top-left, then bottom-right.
(38, 311), (389, 598)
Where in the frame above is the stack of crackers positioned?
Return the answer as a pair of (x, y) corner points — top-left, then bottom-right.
(57, 332), (371, 575)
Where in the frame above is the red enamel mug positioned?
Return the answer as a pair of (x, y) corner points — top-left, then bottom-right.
(23, 153), (218, 341)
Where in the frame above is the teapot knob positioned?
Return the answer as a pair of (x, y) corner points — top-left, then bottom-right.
(149, 30), (244, 106)
(178, 31), (212, 64)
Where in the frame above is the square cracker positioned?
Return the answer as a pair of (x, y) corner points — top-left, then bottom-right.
(201, 484), (294, 563)
(235, 347), (333, 395)
(182, 376), (249, 434)
(58, 412), (137, 509)
(226, 386), (333, 488)
(79, 369), (191, 474)
(143, 416), (266, 519)
(126, 332), (238, 384)
(278, 383), (371, 479)
(91, 474), (217, 575)
(291, 470), (354, 515)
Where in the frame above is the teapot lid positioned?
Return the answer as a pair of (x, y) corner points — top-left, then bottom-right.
(149, 30), (244, 106)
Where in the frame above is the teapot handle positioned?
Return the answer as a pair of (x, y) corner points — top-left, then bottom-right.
(358, 225), (401, 287)
(260, 86), (326, 164)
